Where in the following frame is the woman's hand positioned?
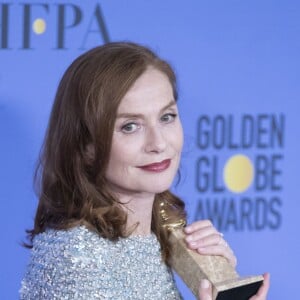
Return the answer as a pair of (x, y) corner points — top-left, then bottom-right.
(198, 273), (270, 300)
(249, 273), (270, 300)
(184, 220), (237, 267)
(185, 220), (271, 300)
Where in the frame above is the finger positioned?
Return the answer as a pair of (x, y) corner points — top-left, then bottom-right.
(186, 232), (223, 249)
(197, 244), (237, 268)
(249, 273), (270, 300)
(185, 220), (215, 234)
(185, 221), (220, 243)
(198, 279), (212, 300)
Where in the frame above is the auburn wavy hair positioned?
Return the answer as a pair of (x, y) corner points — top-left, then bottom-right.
(26, 42), (186, 262)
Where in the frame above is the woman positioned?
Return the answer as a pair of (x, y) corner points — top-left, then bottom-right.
(20, 42), (269, 299)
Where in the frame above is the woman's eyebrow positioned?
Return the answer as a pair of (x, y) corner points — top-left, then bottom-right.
(116, 112), (144, 119)
(160, 100), (177, 112)
(116, 100), (176, 119)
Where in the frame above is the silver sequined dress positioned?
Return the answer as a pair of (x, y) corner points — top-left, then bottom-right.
(20, 226), (182, 299)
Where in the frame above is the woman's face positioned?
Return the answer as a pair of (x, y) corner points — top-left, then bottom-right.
(105, 67), (183, 197)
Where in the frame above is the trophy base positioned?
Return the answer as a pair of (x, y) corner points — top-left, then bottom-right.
(215, 275), (263, 300)
(168, 228), (264, 299)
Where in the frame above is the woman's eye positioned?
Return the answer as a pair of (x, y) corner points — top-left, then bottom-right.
(161, 113), (177, 123)
(121, 122), (139, 133)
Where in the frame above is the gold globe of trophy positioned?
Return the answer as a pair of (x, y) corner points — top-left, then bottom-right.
(160, 201), (263, 300)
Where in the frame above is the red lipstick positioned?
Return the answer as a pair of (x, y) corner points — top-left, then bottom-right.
(138, 159), (171, 172)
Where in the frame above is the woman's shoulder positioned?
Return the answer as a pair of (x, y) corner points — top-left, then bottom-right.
(21, 226), (114, 299)
(33, 225), (111, 252)
(31, 225), (112, 264)
(33, 225), (102, 245)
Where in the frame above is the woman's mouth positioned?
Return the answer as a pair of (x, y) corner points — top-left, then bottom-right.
(138, 159), (171, 172)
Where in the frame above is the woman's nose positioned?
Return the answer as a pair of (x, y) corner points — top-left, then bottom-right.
(144, 126), (167, 153)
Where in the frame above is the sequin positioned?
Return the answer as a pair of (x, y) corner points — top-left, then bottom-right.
(20, 226), (182, 299)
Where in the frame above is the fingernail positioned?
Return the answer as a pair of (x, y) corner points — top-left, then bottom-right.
(189, 242), (197, 247)
(184, 226), (192, 233)
(201, 279), (210, 289)
(198, 247), (206, 253)
(185, 235), (193, 242)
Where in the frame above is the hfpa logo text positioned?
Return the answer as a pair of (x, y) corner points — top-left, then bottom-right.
(0, 3), (110, 50)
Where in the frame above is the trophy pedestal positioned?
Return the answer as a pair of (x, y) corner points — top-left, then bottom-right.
(168, 229), (263, 300)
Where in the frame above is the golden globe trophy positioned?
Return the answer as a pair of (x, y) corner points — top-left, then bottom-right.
(160, 202), (263, 300)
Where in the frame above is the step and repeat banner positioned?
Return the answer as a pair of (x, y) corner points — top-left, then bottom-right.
(1, 1), (299, 299)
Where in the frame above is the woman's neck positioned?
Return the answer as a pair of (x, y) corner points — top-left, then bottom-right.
(119, 192), (155, 236)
